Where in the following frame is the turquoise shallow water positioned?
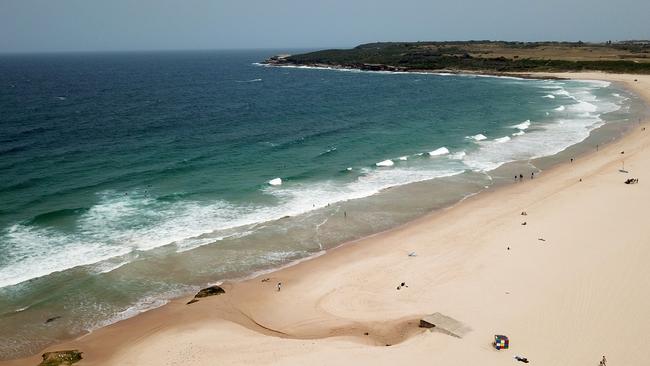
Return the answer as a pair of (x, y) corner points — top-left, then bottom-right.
(0, 50), (641, 358)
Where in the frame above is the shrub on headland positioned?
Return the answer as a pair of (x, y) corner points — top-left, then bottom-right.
(272, 41), (650, 74)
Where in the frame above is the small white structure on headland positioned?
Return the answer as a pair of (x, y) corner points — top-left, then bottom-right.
(419, 312), (471, 338)
(268, 177), (282, 186)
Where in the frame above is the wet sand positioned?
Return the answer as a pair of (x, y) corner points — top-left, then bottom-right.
(3, 72), (650, 366)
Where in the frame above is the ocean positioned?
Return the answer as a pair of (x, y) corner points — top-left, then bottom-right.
(0, 49), (643, 358)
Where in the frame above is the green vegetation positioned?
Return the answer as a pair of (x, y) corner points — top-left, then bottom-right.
(39, 350), (82, 366)
(268, 41), (650, 74)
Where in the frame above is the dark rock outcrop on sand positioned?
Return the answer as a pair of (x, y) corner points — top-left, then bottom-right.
(38, 350), (82, 366)
(187, 285), (225, 304)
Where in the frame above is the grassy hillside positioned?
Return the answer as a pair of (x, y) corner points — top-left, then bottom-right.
(266, 41), (650, 74)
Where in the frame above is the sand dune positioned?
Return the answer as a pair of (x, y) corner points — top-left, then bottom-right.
(3, 73), (649, 366)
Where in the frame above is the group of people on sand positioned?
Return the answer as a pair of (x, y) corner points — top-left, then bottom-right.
(513, 156), (584, 182)
(624, 178), (639, 184)
(514, 173), (534, 181)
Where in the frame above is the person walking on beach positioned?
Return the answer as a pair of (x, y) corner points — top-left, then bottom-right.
(519, 174), (523, 181)
(531, 172), (534, 179)
(277, 282), (282, 292)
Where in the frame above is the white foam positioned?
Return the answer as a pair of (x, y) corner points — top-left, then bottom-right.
(539, 84), (565, 90)
(398, 156), (408, 161)
(449, 151), (466, 160)
(14, 306), (30, 313)
(346, 167), (352, 171)
(542, 94), (555, 99)
(93, 260), (130, 274)
(467, 134), (487, 141)
(0, 223), (132, 287)
(257, 63), (526, 80)
(90, 288), (190, 331)
(570, 100), (597, 114)
(0, 78), (625, 289)
(462, 79), (623, 172)
(376, 159), (394, 167)
(580, 79), (611, 88)
(428, 147), (450, 156)
(264, 166), (464, 222)
(242, 250), (326, 282)
(261, 250), (306, 262)
(554, 105), (566, 112)
(174, 230), (253, 253)
(268, 178), (283, 186)
(512, 120), (531, 130)
(461, 73), (526, 81)
(0, 193), (314, 287)
(494, 136), (511, 143)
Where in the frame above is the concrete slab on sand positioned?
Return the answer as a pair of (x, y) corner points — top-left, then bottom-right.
(419, 313), (471, 338)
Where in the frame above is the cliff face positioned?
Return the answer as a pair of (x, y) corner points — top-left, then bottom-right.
(263, 41), (650, 74)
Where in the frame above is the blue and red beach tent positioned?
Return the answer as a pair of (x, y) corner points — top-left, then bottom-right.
(494, 335), (509, 350)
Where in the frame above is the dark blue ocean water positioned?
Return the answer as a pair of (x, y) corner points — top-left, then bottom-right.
(0, 50), (637, 358)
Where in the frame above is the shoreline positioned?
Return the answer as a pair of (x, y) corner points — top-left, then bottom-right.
(3, 71), (649, 366)
(256, 61), (571, 80)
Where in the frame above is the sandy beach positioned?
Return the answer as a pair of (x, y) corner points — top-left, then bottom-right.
(4, 72), (649, 366)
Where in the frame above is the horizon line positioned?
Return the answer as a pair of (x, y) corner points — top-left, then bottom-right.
(2, 39), (649, 56)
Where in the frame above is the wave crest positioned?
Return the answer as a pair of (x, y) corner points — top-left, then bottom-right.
(428, 147), (450, 156)
(467, 134), (487, 141)
(376, 159), (394, 167)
